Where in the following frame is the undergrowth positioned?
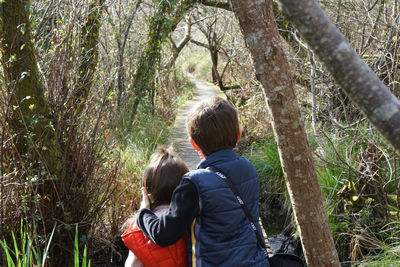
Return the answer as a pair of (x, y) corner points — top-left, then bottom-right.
(178, 46), (212, 80)
(0, 223), (90, 267)
(240, 137), (290, 236)
(239, 114), (400, 265)
(313, 125), (400, 264)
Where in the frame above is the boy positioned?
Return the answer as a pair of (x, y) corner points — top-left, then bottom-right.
(137, 97), (269, 266)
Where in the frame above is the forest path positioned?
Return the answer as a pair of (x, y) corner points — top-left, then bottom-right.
(168, 78), (225, 170)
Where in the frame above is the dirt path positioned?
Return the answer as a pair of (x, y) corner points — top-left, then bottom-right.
(168, 78), (225, 170)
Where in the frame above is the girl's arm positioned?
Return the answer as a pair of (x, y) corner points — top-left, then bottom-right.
(125, 251), (144, 267)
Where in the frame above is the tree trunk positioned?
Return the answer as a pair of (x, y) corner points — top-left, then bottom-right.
(0, 1), (68, 265)
(278, 0), (400, 152)
(0, 0), (61, 169)
(230, 0), (340, 266)
(73, 0), (105, 116)
(128, 0), (196, 124)
(116, 0), (142, 108)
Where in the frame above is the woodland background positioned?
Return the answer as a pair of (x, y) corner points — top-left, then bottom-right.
(1, 0), (400, 266)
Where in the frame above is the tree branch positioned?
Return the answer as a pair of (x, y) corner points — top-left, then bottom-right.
(198, 0), (231, 11)
(278, 0), (400, 152)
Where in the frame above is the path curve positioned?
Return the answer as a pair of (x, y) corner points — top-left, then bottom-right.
(168, 78), (225, 170)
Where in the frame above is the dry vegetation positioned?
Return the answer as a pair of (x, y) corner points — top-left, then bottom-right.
(1, 0), (400, 265)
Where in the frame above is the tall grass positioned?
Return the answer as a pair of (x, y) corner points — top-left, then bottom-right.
(355, 244), (400, 266)
(241, 138), (290, 235)
(75, 225), (90, 267)
(240, 124), (400, 263)
(310, 125), (400, 263)
(0, 223), (90, 267)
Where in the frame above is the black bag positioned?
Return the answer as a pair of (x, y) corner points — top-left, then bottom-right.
(269, 253), (304, 267)
(207, 166), (305, 267)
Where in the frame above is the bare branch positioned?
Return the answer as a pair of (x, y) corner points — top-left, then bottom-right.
(279, 0), (400, 152)
(198, 0), (231, 11)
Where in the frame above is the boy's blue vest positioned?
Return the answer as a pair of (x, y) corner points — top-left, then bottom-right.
(183, 149), (270, 267)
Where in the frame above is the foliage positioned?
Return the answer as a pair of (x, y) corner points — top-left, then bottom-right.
(1, 0), (400, 264)
(355, 244), (400, 266)
(0, 223), (55, 267)
(75, 225), (91, 267)
(313, 125), (400, 263)
(179, 47), (212, 80)
(240, 138), (290, 235)
(0, 223), (91, 267)
(0, 0), (194, 265)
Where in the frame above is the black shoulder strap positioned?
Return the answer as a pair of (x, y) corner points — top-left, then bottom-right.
(207, 166), (267, 252)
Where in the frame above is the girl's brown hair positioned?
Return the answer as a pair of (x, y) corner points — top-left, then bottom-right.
(143, 146), (189, 209)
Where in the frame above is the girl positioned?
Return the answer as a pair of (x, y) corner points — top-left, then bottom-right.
(122, 147), (189, 267)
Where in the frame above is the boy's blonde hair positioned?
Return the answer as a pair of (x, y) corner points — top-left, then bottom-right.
(186, 97), (239, 156)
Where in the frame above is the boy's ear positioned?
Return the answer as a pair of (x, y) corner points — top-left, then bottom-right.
(237, 126), (242, 144)
(190, 138), (205, 159)
(190, 138), (201, 152)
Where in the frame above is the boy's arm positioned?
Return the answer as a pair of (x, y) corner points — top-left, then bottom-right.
(136, 179), (199, 247)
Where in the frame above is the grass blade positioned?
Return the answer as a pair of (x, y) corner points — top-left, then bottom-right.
(21, 223), (26, 267)
(11, 232), (20, 266)
(0, 239), (16, 267)
(42, 224), (56, 266)
(75, 224), (79, 267)
(82, 245), (87, 267)
(31, 244), (40, 266)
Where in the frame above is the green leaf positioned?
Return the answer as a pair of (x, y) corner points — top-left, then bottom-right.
(0, 238), (15, 267)
(75, 225), (79, 267)
(42, 224), (56, 266)
(82, 245), (87, 267)
(9, 54), (17, 63)
(11, 232), (19, 264)
(18, 71), (30, 83)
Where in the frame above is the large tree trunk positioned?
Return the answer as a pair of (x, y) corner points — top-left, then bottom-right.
(278, 0), (400, 152)
(230, 0), (340, 266)
(1, 1), (105, 265)
(0, 1), (67, 264)
(0, 0), (62, 171)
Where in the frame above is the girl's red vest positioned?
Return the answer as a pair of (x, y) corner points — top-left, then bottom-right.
(122, 224), (188, 267)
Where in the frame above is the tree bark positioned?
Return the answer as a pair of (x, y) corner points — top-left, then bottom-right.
(0, 0), (62, 173)
(278, 0), (400, 152)
(230, 0), (340, 266)
(73, 0), (105, 116)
